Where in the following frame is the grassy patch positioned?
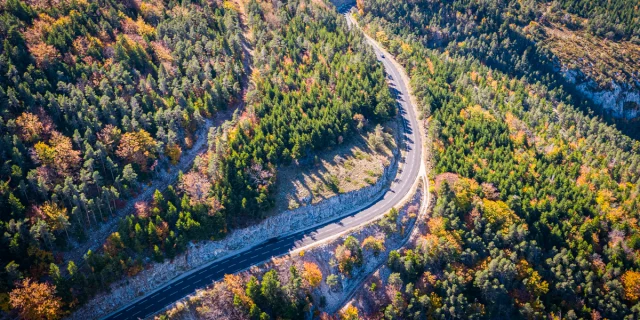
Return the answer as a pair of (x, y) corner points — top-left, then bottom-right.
(366, 169), (380, 177)
(325, 174), (341, 193)
(344, 159), (355, 170)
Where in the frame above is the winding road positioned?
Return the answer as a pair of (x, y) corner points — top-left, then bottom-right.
(103, 6), (424, 320)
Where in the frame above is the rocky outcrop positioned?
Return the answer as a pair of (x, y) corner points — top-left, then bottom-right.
(562, 68), (640, 120)
(155, 179), (426, 320)
(68, 129), (401, 320)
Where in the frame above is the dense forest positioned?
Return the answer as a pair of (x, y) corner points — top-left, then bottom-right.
(348, 0), (640, 318)
(358, 0), (640, 138)
(555, 0), (640, 40)
(3, 0), (640, 318)
(1, 0), (244, 315)
(0, 0), (395, 318)
(166, 1), (640, 316)
(210, 0), (395, 222)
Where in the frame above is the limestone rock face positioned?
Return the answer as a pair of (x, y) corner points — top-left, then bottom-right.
(562, 68), (640, 120)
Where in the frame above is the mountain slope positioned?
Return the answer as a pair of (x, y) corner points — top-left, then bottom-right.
(340, 1), (640, 318)
(358, 0), (640, 136)
(0, 0), (397, 318)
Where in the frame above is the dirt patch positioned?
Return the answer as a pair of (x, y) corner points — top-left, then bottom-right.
(270, 120), (398, 214)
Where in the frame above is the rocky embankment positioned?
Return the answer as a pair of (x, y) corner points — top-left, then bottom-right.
(562, 67), (640, 120)
(157, 179), (427, 319)
(68, 124), (401, 320)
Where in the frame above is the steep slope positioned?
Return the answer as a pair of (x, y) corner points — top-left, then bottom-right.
(340, 1), (640, 319)
(142, 4), (429, 319)
(0, 0), (245, 316)
(0, 0), (395, 318)
(358, 0), (640, 137)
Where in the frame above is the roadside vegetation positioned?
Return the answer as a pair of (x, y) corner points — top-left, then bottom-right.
(0, 0), (395, 318)
(156, 191), (421, 320)
(341, 0), (640, 318)
(358, 0), (640, 137)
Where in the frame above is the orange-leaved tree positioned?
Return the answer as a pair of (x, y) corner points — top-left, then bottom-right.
(9, 278), (62, 320)
(15, 112), (44, 142)
(302, 262), (323, 288)
(33, 131), (81, 177)
(116, 129), (158, 171)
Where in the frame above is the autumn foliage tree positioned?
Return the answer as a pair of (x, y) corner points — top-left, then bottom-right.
(341, 305), (360, 320)
(33, 131), (81, 177)
(97, 124), (122, 152)
(362, 236), (385, 256)
(9, 278), (62, 320)
(178, 171), (212, 205)
(116, 130), (158, 171)
(28, 42), (60, 68)
(165, 143), (182, 165)
(39, 202), (70, 239)
(15, 112), (44, 142)
(621, 271), (640, 302)
(335, 236), (363, 276)
(302, 262), (323, 288)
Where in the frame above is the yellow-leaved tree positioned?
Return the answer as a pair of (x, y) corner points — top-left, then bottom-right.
(341, 305), (360, 320)
(621, 270), (640, 302)
(116, 129), (158, 171)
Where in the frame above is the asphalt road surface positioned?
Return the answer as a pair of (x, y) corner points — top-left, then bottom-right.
(103, 7), (422, 320)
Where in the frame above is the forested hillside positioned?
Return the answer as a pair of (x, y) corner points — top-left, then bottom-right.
(346, 0), (640, 318)
(0, 0), (395, 318)
(208, 0), (395, 222)
(555, 0), (640, 40)
(75, 0), (395, 313)
(358, 0), (640, 136)
(1, 0), (243, 315)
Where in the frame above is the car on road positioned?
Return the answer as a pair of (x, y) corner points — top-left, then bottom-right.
(266, 237), (279, 244)
(381, 54), (385, 59)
